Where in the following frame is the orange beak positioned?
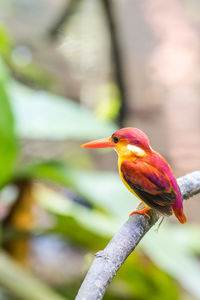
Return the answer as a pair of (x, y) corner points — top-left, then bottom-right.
(81, 137), (115, 148)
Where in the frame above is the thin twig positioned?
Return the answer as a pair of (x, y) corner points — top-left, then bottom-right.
(75, 171), (200, 300)
(102, 0), (128, 127)
(48, 0), (81, 40)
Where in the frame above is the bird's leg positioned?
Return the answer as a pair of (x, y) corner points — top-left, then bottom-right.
(129, 207), (151, 219)
(136, 201), (143, 209)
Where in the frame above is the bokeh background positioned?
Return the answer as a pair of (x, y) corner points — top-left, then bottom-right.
(0, 0), (200, 299)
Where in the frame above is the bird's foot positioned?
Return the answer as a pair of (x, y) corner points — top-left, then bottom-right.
(129, 207), (151, 219)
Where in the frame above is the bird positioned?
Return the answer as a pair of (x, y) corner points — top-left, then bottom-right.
(81, 127), (186, 224)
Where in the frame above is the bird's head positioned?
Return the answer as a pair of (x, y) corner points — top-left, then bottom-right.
(82, 127), (152, 158)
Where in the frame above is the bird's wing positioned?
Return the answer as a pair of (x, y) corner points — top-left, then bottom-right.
(121, 160), (177, 215)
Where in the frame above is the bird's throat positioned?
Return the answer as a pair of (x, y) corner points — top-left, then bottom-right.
(115, 144), (146, 161)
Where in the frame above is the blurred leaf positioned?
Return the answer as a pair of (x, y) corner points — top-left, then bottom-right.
(17, 161), (75, 188)
(16, 160), (138, 219)
(15, 161), (129, 248)
(9, 81), (117, 140)
(70, 169), (137, 219)
(0, 23), (12, 57)
(112, 252), (179, 300)
(0, 59), (17, 186)
(0, 250), (67, 300)
(34, 184), (117, 250)
(142, 223), (200, 299)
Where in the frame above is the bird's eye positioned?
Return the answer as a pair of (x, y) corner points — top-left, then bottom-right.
(113, 136), (119, 144)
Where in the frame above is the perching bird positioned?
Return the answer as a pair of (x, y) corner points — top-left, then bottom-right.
(82, 127), (186, 224)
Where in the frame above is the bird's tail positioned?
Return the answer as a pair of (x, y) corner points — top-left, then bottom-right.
(173, 207), (187, 224)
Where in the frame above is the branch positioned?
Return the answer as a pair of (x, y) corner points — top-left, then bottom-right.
(48, 0), (81, 40)
(102, 0), (128, 127)
(75, 171), (200, 300)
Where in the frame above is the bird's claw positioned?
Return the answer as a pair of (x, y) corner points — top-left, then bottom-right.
(136, 201), (143, 209)
(129, 208), (151, 219)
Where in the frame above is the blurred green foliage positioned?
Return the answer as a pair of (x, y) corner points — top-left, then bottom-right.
(0, 24), (12, 57)
(0, 19), (199, 300)
(9, 81), (117, 140)
(0, 58), (17, 187)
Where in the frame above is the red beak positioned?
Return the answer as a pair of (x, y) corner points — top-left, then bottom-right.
(81, 137), (115, 148)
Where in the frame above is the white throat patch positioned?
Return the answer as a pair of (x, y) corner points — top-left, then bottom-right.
(127, 144), (145, 156)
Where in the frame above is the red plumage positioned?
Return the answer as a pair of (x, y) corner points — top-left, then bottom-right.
(120, 152), (186, 223)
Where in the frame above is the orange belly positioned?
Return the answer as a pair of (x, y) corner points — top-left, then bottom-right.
(118, 157), (149, 207)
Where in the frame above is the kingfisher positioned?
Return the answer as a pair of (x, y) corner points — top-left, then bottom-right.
(81, 127), (186, 223)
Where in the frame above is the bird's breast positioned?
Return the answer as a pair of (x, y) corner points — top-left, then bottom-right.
(118, 157), (143, 201)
